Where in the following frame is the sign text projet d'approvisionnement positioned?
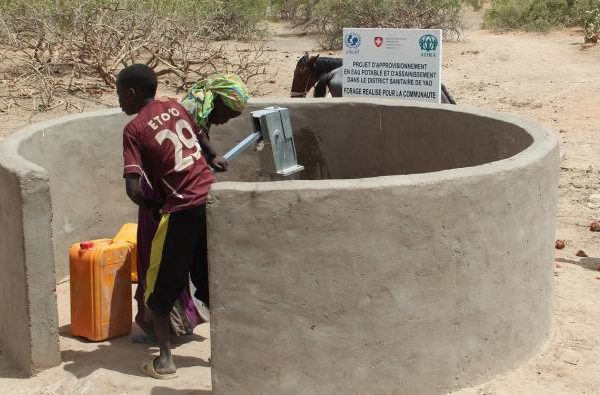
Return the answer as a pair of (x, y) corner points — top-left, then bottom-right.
(342, 28), (442, 103)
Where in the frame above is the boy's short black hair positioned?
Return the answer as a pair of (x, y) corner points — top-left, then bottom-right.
(116, 64), (158, 99)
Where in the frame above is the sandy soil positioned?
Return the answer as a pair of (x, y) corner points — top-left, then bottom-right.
(0, 282), (212, 395)
(2, 10), (600, 395)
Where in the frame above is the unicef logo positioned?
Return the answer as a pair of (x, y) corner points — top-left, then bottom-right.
(419, 34), (438, 52)
(344, 32), (361, 49)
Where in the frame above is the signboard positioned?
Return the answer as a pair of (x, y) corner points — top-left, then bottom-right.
(342, 28), (442, 103)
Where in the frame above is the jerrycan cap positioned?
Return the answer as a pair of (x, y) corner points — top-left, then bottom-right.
(80, 241), (94, 250)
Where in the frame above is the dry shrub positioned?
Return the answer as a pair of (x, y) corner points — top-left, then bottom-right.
(0, 0), (273, 113)
(269, 0), (320, 22)
(282, 0), (465, 49)
(483, 0), (598, 32)
(584, 0), (600, 43)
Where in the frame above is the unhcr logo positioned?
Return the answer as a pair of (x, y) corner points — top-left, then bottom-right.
(419, 34), (438, 57)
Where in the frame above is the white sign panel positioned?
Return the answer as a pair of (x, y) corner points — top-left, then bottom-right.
(342, 28), (442, 103)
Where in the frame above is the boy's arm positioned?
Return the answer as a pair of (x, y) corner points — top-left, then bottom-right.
(196, 130), (228, 171)
(123, 124), (163, 211)
(124, 174), (163, 210)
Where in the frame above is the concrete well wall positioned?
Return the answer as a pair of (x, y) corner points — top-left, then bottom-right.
(0, 140), (60, 374)
(17, 111), (139, 280)
(11, 100), (538, 280)
(0, 99), (557, 392)
(208, 100), (558, 394)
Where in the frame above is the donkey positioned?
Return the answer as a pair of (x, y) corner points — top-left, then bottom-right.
(290, 53), (343, 98)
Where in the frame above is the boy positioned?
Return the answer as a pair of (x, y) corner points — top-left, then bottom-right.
(117, 64), (227, 379)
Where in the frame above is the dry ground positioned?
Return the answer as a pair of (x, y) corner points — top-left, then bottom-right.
(2, 10), (600, 395)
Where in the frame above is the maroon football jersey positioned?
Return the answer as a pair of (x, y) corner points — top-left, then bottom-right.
(123, 99), (215, 212)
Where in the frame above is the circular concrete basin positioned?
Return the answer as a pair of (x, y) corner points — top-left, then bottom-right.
(207, 99), (558, 394)
(1, 99), (557, 392)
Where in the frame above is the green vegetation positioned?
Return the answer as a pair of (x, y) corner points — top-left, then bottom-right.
(270, 0), (470, 49)
(268, 0), (600, 46)
(0, 0), (272, 111)
(3, 0), (600, 44)
(584, 0), (600, 42)
(0, 0), (269, 40)
(482, 0), (598, 32)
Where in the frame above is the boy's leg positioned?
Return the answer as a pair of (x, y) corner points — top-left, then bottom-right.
(145, 208), (202, 375)
(190, 205), (210, 308)
(135, 204), (161, 339)
(150, 312), (174, 373)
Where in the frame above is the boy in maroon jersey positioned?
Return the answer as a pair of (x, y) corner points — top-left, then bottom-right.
(117, 64), (235, 379)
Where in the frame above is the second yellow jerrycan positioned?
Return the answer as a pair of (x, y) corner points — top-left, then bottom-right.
(113, 223), (139, 283)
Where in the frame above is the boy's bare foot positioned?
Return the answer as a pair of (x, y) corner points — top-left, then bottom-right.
(140, 357), (178, 380)
(154, 355), (177, 375)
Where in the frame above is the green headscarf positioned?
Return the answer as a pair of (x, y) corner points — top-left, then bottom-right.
(181, 73), (250, 129)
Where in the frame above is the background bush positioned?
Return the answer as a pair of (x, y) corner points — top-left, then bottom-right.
(584, 0), (600, 42)
(482, 0), (598, 32)
(272, 0), (600, 47)
(274, 0), (467, 49)
(0, 0), (272, 111)
(0, 0), (269, 40)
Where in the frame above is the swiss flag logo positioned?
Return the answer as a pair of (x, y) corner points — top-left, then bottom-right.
(374, 37), (384, 47)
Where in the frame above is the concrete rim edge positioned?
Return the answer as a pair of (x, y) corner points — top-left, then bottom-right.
(0, 101), (558, 192)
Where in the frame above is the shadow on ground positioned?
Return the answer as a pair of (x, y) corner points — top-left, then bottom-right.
(556, 256), (600, 271)
(59, 324), (208, 379)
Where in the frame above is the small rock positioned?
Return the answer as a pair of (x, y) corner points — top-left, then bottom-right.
(591, 221), (600, 232)
(556, 263), (563, 268)
(587, 194), (600, 204)
(555, 240), (566, 249)
(576, 250), (588, 257)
